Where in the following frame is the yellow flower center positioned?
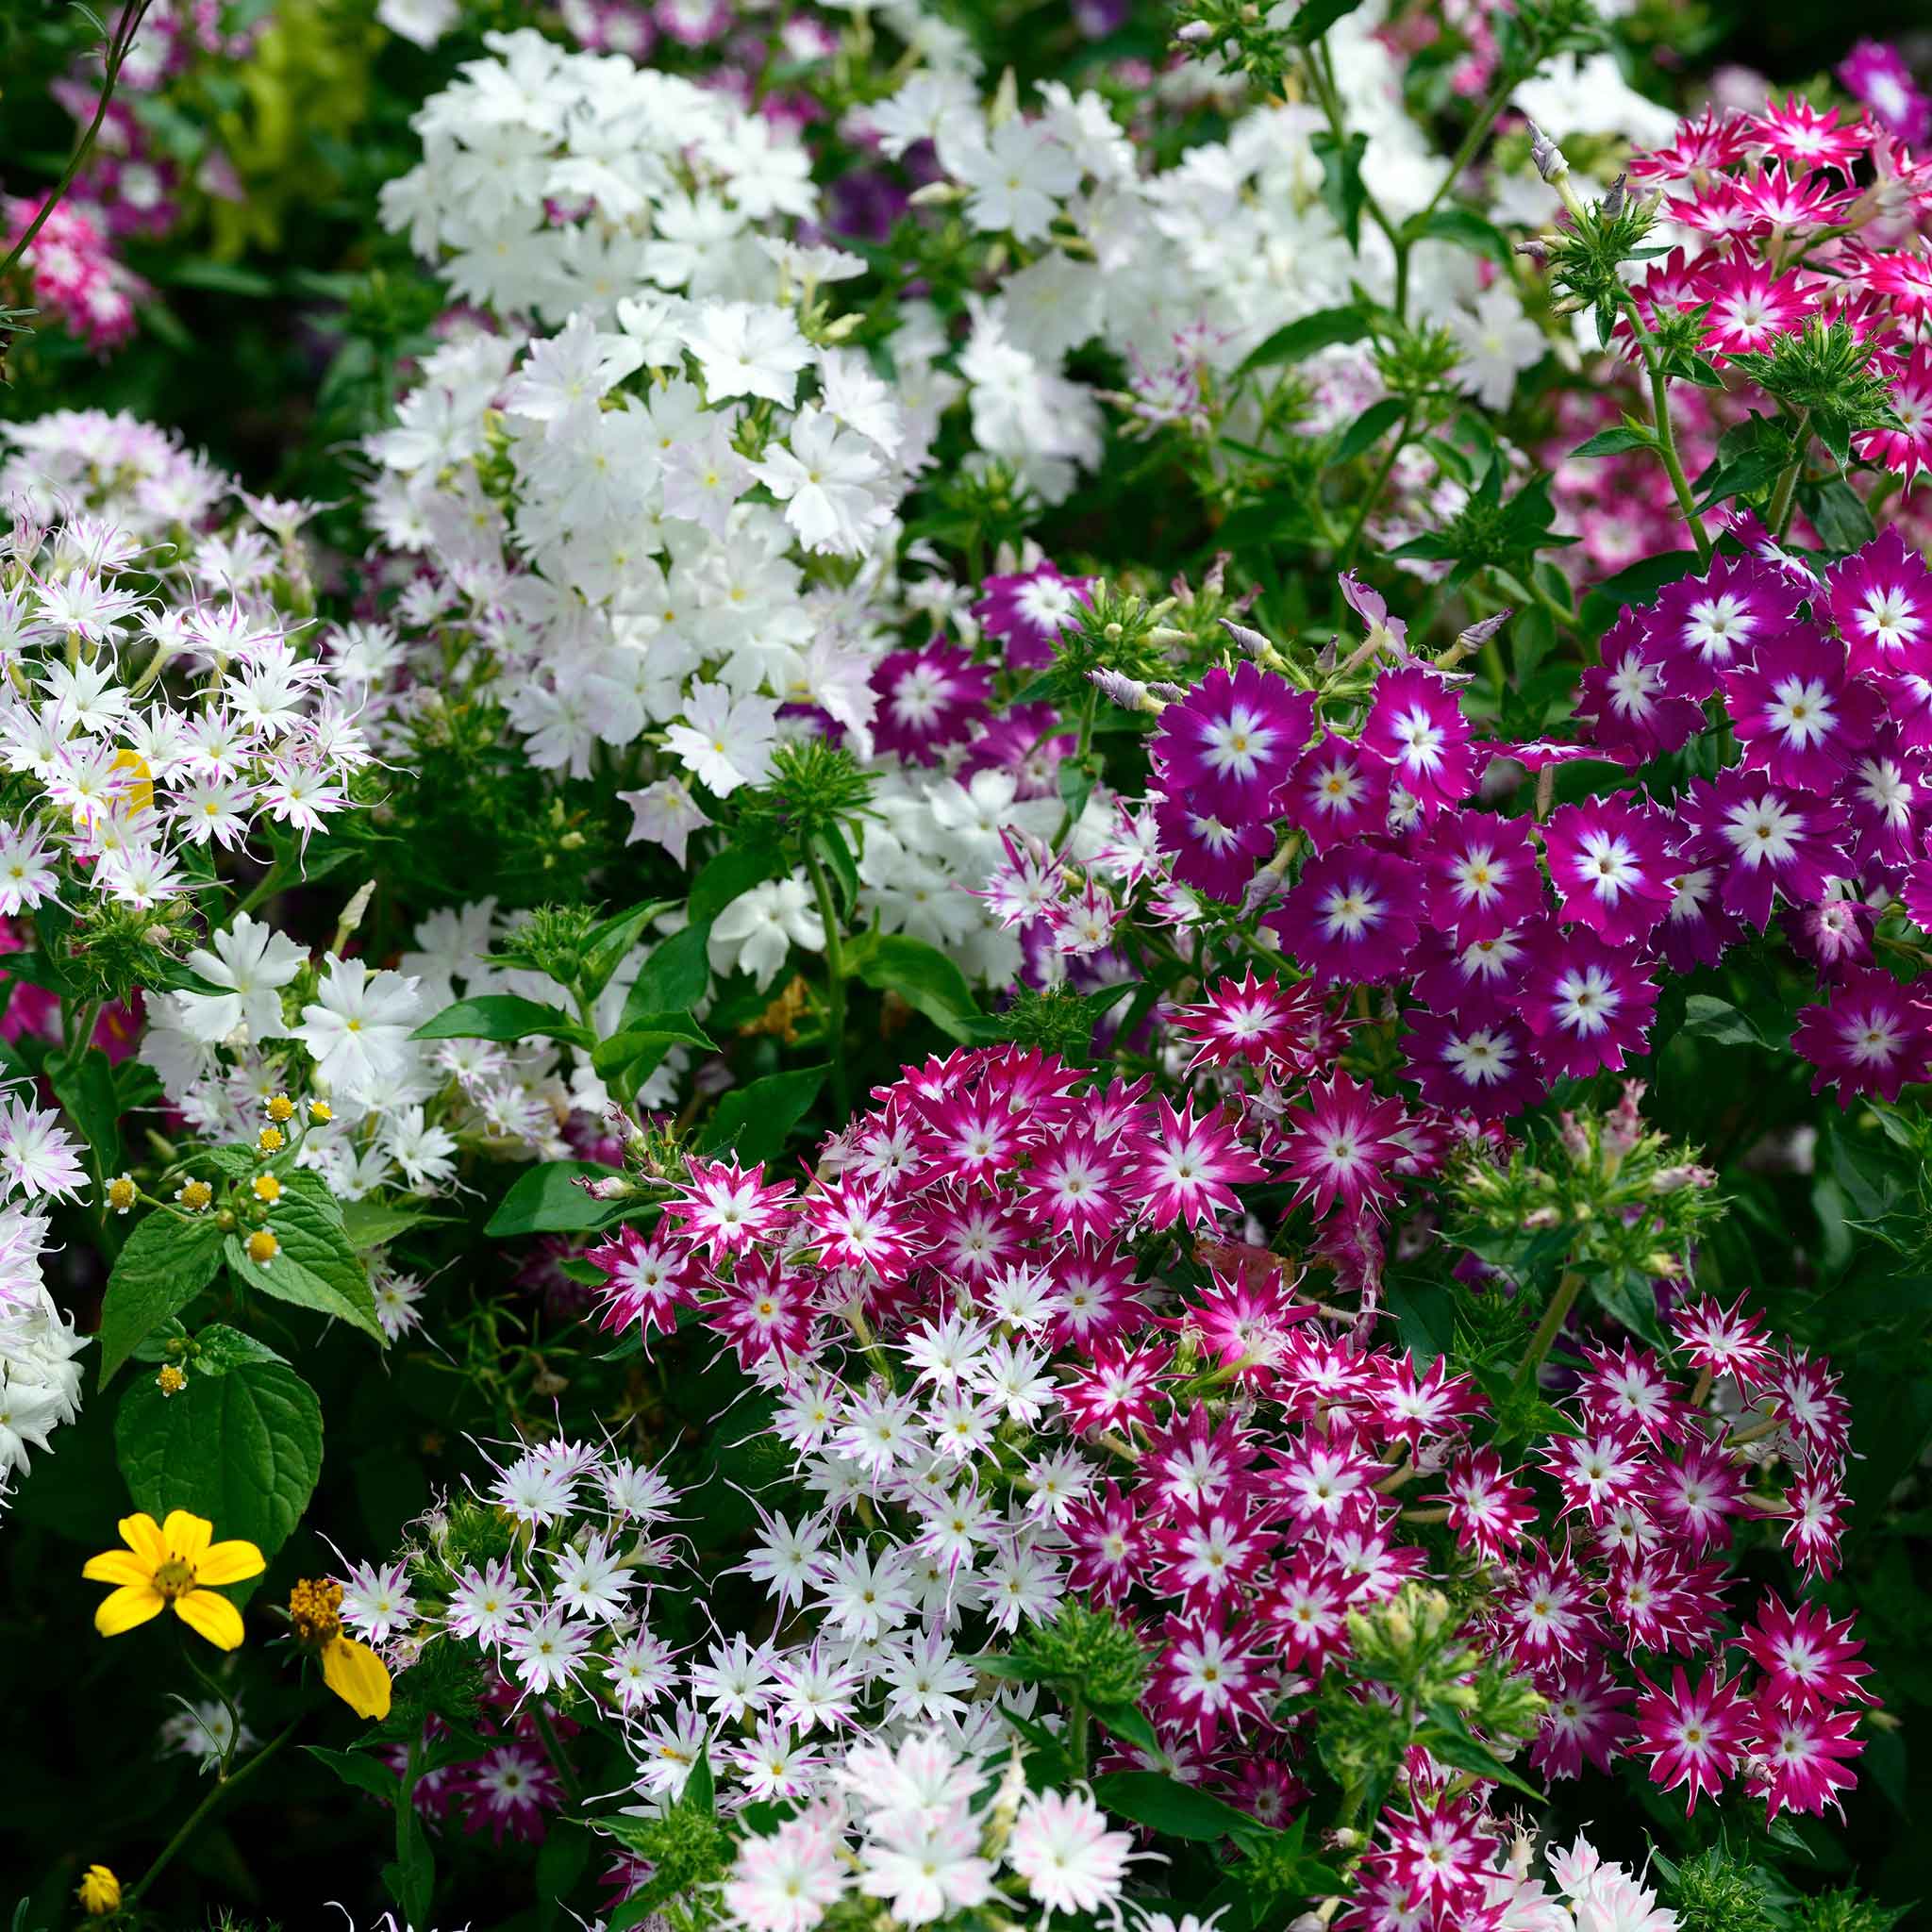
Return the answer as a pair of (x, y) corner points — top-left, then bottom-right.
(153, 1557), (196, 1599)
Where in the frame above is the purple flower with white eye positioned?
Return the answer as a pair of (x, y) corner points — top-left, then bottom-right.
(1542, 795), (1679, 943)
(1269, 846), (1424, 987)
(1647, 858), (1743, 974)
(1836, 723), (1927, 868)
(1153, 662), (1313, 828)
(973, 561), (1096, 671)
(1523, 928), (1658, 1077)
(1154, 791), (1273, 903)
(1724, 627), (1877, 791)
(1280, 731), (1392, 851)
(1422, 808), (1546, 941)
(1679, 770), (1850, 927)
(870, 641), (992, 764)
(1401, 1004), (1546, 1118)
(1781, 895), (1875, 981)
(958, 703), (1073, 800)
(1361, 668), (1475, 814)
(1411, 920), (1545, 1014)
(1650, 554), (1802, 700)
(1838, 41), (1932, 148)
(1578, 611), (1705, 760)
(1793, 965), (1929, 1105)
(1339, 570), (1409, 658)
(1826, 527), (1932, 677)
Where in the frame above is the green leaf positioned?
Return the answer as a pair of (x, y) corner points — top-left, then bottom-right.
(1403, 207), (1513, 266)
(844, 932), (981, 1041)
(226, 1170), (386, 1344)
(485, 1160), (625, 1237)
(623, 925), (713, 1023)
(1415, 1709), (1543, 1802)
(1806, 475), (1877, 555)
(689, 839), (784, 924)
(1576, 550), (1701, 637)
(580, 898), (677, 1002)
(1310, 128), (1370, 249)
(48, 1045), (124, 1173)
(810, 825), (862, 922)
(1678, 992), (1781, 1051)
(305, 1744), (402, 1804)
(1092, 1771), (1257, 1841)
(339, 1197), (452, 1252)
(411, 994), (588, 1046)
(1241, 305), (1370, 372)
(591, 1013), (718, 1077)
(1088, 1698), (1162, 1755)
(114, 1357), (324, 1574)
(97, 1210), (229, 1387)
(687, 1740), (717, 1817)
(1570, 425), (1656, 458)
(700, 1067), (827, 1167)
(191, 1324), (290, 1377)
(1332, 396), (1407, 467)
(1288, 0), (1365, 42)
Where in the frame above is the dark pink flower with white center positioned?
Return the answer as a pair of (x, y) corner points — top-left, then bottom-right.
(800, 1177), (916, 1279)
(1827, 526), (1932, 675)
(1257, 1557), (1358, 1671)
(1543, 796), (1679, 942)
(1855, 341), (1932, 481)
(914, 1188), (1026, 1284)
(1523, 928), (1658, 1076)
(1360, 667), (1475, 812)
(1153, 661), (1312, 826)
(1747, 1694), (1866, 1821)
(1692, 257), (1816, 358)
(664, 1157), (797, 1254)
(1836, 724), (1927, 866)
(1747, 94), (1871, 177)
(1063, 1480), (1146, 1603)
(1172, 1266), (1315, 1384)
(1279, 729), (1393, 850)
(1629, 107), (1753, 182)
(1022, 1130), (1134, 1242)
(1269, 1434), (1381, 1528)
(1649, 856), (1744, 974)
(1839, 40), (1931, 142)
(1400, 1004), (1543, 1118)
(1671, 1291), (1775, 1388)
(1633, 1667), (1750, 1813)
(1724, 627), (1877, 791)
(971, 561), (1094, 669)
(1137, 1097), (1266, 1230)
(1371, 1355), (1482, 1453)
(705, 1252), (815, 1368)
(1439, 1446), (1536, 1561)
(1422, 808), (1544, 941)
(1142, 1410), (1258, 1517)
(1278, 1071), (1407, 1222)
(1174, 970), (1311, 1072)
(1153, 790), (1274, 901)
(1577, 1340), (1691, 1445)
(1679, 769), (1847, 926)
(1737, 1597), (1874, 1712)
(1782, 894), (1875, 980)
(1151, 1610), (1269, 1746)
(1059, 1341), (1173, 1435)
(869, 641), (992, 764)
(1730, 159), (1860, 233)
(1578, 612), (1706, 758)
(1410, 920), (1543, 1013)
(1531, 1659), (1637, 1779)
(1541, 1422), (1649, 1525)
(1651, 553), (1800, 698)
(1792, 964), (1927, 1104)
(1154, 1507), (1277, 1614)
(1767, 1346), (1853, 1458)
(1780, 1471), (1849, 1580)
(1046, 1241), (1143, 1350)
(1270, 847), (1424, 987)
(1385, 1794), (1488, 1910)
(1647, 1441), (1747, 1553)
(1499, 1550), (1601, 1666)
(587, 1224), (702, 1352)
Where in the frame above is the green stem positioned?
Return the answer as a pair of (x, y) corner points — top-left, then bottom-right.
(1617, 294), (1712, 564)
(531, 1699), (586, 1809)
(125, 1714), (301, 1906)
(0, 0), (158, 287)
(1514, 1270), (1584, 1386)
(802, 847), (849, 1124)
(1049, 688), (1100, 849)
(1768, 410), (1810, 542)
(1066, 1690), (1090, 1784)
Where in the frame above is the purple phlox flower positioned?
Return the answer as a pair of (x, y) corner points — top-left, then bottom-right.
(1577, 609), (1706, 760)
(973, 561), (1096, 671)
(1154, 790), (1274, 903)
(1679, 769), (1850, 927)
(1826, 527), (1932, 678)
(1724, 625), (1878, 791)
(1422, 808), (1547, 941)
(1543, 794), (1681, 943)
(1792, 964), (1929, 1105)
(1401, 1002), (1547, 1119)
(1360, 666), (1476, 814)
(1280, 730), (1393, 851)
(1269, 846), (1425, 987)
(1649, 553), (1803, 699)
(1523, 927), (1658, 1078)
(1152, 660), (1314, 826)
(871, 641), (993, 764)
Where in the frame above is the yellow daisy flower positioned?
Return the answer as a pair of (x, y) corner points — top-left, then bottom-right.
(76, 1864), (122, 1916)
(83, 1509), (265, 1650)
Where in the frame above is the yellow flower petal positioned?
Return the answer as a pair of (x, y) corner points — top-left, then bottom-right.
(172, 1586), (245, 1651)
(196, 1538), (266, 1587)
(119, 1512), (166, 1564)
(322, 1635), (392, 1721)
(162, 1508), (214, 1562)
(94, 1584), (166, 1637)
(83, 1549), (156, 1587)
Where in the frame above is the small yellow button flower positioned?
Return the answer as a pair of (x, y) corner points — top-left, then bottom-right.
(83, 1509), (264, 1651)
(258, 1125), (285, 1153)
(252, 1174), (282, 1204)
(246, 1229), (280, 1265)
(76, 1864), (122, 1916)
(156, 1364), (188, 1397)
(289, 1577), (392, 1720)
(265, 1093), (296, 1123)
(175, 1178), (213, 1212)
(107, 1174), (138, 1215)
(308, 1099), (332, 1124)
